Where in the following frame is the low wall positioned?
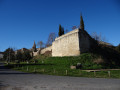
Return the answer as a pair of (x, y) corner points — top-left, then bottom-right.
(41, 46), (52, 54)
(33, 52), (38, 56)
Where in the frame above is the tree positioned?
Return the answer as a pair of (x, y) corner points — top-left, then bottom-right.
(58, 24), (64, 36)
(61, 27), (64, 35)
(22, 50), (32, 62)
(32, 41), (37, 52)
(58, 24), (62, 36)
(91, 32), (107, 42)
(3, 48), (15, 62)
(15, 50), (32, 62)
(72, 26), (77, 30)
(46, 32), (56, 47)
(15, 50), (23, 62)
(80, 14), (84, 30)
(37, 41), (44, 48)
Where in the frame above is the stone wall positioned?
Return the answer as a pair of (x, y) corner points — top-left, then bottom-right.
(32, 46), (52, 56)
(52, 29), (80, 56)
(33, 52), (39, 56)
(52, 28), (92, 57)
(41, 46), (52, 54)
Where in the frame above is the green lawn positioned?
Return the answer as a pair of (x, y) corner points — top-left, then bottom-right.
(11, 64), (120, 78)
(6, 53), (120, 78)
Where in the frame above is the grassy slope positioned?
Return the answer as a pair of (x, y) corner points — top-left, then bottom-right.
(7, 53), (120, 78)
(33, 53), (120, 70)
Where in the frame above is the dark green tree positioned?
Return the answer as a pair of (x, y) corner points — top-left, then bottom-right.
(58, 24), (64, 36)
(15, 51), (23, 62)
(15, 50), (32, 62)
(3, 48), (15, 62)
(58, 24), (62, 36)
(22, 50), (32, 62)
(80, 14), (84, 30)
(32, 41), (37, 52)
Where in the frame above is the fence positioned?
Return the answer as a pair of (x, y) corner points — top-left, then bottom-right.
(13, 65), (118, 78)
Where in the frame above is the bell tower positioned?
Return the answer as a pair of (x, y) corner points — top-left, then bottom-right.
(32, 40), (37, 52)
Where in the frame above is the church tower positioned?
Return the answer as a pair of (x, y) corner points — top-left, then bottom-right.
(32, 40), (37, 52)
(80, 14), (84, 30)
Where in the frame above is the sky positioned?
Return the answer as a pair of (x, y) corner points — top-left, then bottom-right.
(0, 0), (120, 51)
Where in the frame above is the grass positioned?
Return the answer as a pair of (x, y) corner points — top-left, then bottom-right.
(10, 65), (120, 78)
(6, 53), (120, 78)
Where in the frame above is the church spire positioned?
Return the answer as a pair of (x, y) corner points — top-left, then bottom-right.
(80, 13), (84, 30)
(32, 40), (37, 52)
(33, 40), (36, 47)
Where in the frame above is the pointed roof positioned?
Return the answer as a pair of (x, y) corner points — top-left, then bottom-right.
(33, 40), (36, 47)
(33, 40), (36, 48)
(32, 40), (37, 52)
(80, 13), (84, 30)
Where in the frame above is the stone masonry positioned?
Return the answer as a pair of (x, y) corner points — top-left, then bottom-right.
(31, 28), (94, 57)
(52, 28), (92, 56)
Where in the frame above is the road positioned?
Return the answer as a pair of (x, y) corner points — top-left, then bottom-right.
(0, 62), (120, 90)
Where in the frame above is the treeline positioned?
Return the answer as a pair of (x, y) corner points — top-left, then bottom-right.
(3, 48), (32, 63)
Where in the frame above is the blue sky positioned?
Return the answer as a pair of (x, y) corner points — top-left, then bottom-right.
(0, 0), (120, 51)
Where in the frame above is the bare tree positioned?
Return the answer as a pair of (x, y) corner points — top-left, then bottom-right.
(46, 33), (56, 47)
(37, 41), (44, 48)
(91, 32), (107, 42)
(91, 32), (101, 41)
(72, 26), (77, 30)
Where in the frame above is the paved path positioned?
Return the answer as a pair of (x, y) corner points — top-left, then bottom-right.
(0, 63), (120, 90)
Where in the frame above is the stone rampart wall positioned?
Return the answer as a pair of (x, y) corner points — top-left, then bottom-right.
(52, 29), (80, 56)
